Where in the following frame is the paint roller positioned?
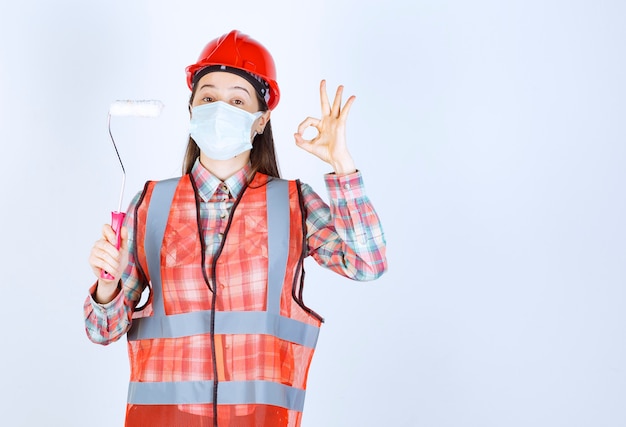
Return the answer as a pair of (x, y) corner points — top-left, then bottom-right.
(101, 99), (164, 280)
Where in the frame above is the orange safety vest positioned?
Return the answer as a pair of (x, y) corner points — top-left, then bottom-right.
(125, 172), (322, 427)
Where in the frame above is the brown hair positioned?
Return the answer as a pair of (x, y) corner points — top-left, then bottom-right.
(182, 84), (281, 179)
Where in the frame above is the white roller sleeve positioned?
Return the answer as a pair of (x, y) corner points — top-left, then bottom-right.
(109, 100), (164, 117)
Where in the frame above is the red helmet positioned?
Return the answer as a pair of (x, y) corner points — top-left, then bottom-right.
(185, 30), (280, 110)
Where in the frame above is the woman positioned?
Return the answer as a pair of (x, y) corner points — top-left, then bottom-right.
(85, 29), (387, 427)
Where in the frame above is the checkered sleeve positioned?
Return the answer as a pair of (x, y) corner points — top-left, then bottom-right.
(83, 190), (147, 345)
(303, 171), (387, 281)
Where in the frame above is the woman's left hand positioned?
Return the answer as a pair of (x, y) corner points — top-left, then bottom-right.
(294, 80), (357, 175)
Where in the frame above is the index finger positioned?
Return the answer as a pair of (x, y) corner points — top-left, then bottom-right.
(102, 223), (123, 247)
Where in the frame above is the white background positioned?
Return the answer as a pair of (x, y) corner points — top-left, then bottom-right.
(1, 1), (626, 426)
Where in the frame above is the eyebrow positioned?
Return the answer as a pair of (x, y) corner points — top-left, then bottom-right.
(199, 84), (251, 96)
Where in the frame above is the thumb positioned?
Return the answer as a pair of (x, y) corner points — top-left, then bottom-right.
(294, 133), (313, 152)
(119, 226), (130, 252)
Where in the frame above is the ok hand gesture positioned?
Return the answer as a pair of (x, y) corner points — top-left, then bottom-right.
(294, 80), (357, 175)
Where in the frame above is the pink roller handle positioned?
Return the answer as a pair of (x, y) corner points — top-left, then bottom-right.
(100, 211), (126, 280)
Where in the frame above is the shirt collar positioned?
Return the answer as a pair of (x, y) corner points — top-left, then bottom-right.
(190, 158), (251, 202)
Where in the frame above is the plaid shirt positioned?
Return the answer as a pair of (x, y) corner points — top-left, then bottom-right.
(84, 159), (387, 344)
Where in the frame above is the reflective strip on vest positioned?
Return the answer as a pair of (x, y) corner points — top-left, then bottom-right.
(144, 176), (179, 317)
(128, 380), (305, 409)
(127, 310), (319, 348)
(127, 177), (317, 411)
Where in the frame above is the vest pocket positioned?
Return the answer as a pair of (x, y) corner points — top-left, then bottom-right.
(163, 224), (199, 267)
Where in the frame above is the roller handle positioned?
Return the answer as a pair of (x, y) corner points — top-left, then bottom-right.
(100, 211), (126, 280)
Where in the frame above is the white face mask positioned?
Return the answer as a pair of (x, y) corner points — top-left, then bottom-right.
(189, 101), (262, 160)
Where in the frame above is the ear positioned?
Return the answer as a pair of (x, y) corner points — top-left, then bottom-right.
(256, 110), (271, 134)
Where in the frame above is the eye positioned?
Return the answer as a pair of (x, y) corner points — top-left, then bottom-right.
(232, 99), (244, 105)
(201, 96), (214, 103)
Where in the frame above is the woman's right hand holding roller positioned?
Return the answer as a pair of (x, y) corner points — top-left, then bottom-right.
(89, 224), (129, 304)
